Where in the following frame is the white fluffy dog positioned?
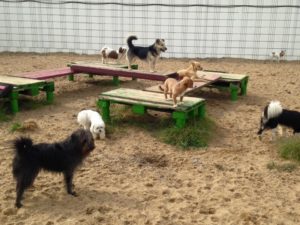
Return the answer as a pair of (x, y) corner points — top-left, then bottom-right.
(77, 110), (106, 139)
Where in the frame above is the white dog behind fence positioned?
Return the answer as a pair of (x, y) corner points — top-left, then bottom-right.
(77, 109), (106, 140)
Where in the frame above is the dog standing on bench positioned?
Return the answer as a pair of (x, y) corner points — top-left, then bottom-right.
(100, 46), (127, 64)
(177, 61), (203, 80)
(159, 77), (193, 107)
(126, 35), (167, 72)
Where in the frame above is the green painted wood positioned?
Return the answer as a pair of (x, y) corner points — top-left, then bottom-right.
(10, 91), (19, 114)
(97, 100), (111, 122)
(113, 76), (120, 86)
(132, 104), (146, 115)
(68, 74), (74, 81)
(241, 77), (248, 96)
(230, 84), (239, 101)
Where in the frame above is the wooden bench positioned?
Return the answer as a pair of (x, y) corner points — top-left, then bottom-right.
(0, 76), (54, 113)
(69, 61), (176, 85)
(197, 70), (249, 101)
(14, 67), (75, 80)
(97, 88), (206, 128)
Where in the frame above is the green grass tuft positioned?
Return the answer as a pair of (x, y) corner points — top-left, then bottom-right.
(267, 161), (297, 173)
(101, 105), (215, 149)
(10, 122), (22, 132)
(277, 136), (300, 162)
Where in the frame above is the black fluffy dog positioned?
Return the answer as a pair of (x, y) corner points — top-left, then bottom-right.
(12, 129), (95, 208)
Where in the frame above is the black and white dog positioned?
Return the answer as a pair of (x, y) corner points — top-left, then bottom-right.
(257, 101), (300, 139)
(126, 35), (167, 72)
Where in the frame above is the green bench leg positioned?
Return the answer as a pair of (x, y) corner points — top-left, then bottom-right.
(97, 100), (111, 122)
(88, 74), (94, 78)
(198, 104), (206, 118)
(10, 91), (19, 114)
(30, 84), (40, 96)
(241, 78), (248, 96)
(68, 74), (74, 81)
(113, 76), (120, 86)
(172, 111), (187, 128)
(132, 104), (146, 115)
(45, 82), (55, 104)
(230, 83), (239, 101)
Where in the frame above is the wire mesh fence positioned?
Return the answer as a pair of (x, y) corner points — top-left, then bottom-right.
(0, 0), (299, 60)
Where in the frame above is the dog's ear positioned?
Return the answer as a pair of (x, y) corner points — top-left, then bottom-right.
(156, 39), (162, 44)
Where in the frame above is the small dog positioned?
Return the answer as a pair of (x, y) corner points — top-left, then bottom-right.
(271, 50), (286, 62)
(257, 101), (300, 140)
(177, 61), (203, 80)
(12, 129), (95, 208)
(159, 77), (193, 107)
(126, 35), (167, 72)
(77, 109), (106, 139)
(100, 46), (127, 64)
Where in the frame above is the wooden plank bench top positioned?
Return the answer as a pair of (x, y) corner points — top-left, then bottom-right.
(13, 67), (74, 80)
(69, 61), (177, 81)
(0, 75), (46, 86)
(144, 74), (221, 94)
(99, 88), (205, 112)
(197, 71), (248, 82)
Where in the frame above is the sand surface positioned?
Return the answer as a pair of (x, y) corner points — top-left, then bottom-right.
(0, 53), (300, 225)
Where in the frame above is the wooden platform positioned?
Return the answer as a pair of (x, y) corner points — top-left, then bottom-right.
(97, 88), (205, 128)
(14, 67), (74, 80)
(69, 61), (177, 82)
(197, 70), (249, 101)
(0, 75), (54, 113)
(144, 73), (220, 95)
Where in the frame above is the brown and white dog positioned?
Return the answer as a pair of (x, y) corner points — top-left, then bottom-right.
(271, 50), (286, 62)
(177, 61), (203, 80)
(159, 77), (193, 107)
(100, 46), (127, 64)
(126, 35), (167, 72)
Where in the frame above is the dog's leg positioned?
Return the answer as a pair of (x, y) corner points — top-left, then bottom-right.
(180, 95), (184, 102)
(15, 182), (26, 208)
(271, 128), (277, 141)
(64, 170), (77, 196)
(15, 170), (38, 208)
(173, 95), (178, 107)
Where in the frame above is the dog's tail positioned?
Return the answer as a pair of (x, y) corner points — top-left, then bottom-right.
(127, 35), (137, 49)
(265, 101), (283, 119)
(13, 137), (33, 156)
(159, 85), (165, 91)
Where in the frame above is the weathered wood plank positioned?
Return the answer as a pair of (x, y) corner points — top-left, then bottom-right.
(14, 67), (74, 80)
(99, 88), (205, 112)
(0, 75), (45, 86)
(197, 71), (248, 81)
(70, 61), (177, 81)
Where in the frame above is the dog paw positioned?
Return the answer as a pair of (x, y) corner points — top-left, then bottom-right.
(69, 191), (78, 197)
(15, 202), (23, 208)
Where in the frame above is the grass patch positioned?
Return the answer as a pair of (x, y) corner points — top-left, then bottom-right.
(10, 122), (22, 132)
(102, 105), (215, 149)
(267, 161), (297, 173)
(277, 136), (300, 162)
(0, 104), (13, 122)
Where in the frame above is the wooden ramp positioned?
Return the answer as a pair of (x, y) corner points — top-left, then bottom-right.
(97, 88), (205, 128)
(145, 73), (220, 95)
(0, 75), (54, 113)
(198, 71), (249, 100)
(69, 61), (177, 82)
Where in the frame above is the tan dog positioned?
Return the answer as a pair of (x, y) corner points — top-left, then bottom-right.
(159, 77), (193, 107)
(177, 61), (203, 80)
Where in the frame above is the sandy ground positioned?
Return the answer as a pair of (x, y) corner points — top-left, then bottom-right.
(0, 52), (300, 225)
